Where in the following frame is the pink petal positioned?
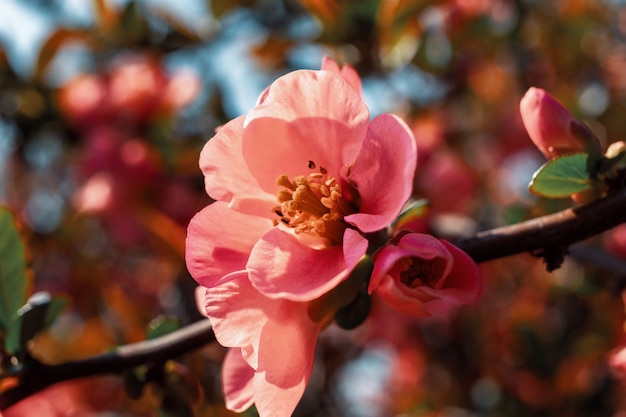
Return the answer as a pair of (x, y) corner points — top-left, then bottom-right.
(247, 228), (368, 302)
(222, 348), (255, 412)
(200, 116), (276, 216)
(185, 202), (273, 288)
(321, 56), (363, 97)
(205, 273), (321, 417)
(242, 70), (369, 195)
(253, 301), (320, 417)
(434, 241), (482, 304)
(203, 271), (277, 369)
(368, 244), (411, 294)
(194, 287), (209, 318)
(374, 276), (432, 317)
(344, 114), (417, 233)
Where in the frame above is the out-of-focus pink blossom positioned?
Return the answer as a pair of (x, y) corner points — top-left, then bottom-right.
(57, 54), (200, 128)
(73, 172), (114, 213)
(160, 70), (202, 113)
(368, 232), (482, 317)
(610, 344), (626, 378)
(415, 149), (477, 215)
(520, 87), (600, 159)
(57, 74), (108, 127)
(604, 224), (626, 258)
(186, 58), (417, 416)
(108, 56), (164, 122)
(3, 380), (113, 417)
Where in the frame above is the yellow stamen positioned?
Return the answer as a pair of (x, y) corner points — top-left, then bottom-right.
(272, 162), (355, 246)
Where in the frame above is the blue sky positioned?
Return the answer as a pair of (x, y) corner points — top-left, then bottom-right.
(0, 0), (209, 78)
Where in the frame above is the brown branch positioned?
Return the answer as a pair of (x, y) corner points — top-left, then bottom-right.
(0, 319), (215, 410)
(455, 187), (626, 263)
(2, 188), (626, 410)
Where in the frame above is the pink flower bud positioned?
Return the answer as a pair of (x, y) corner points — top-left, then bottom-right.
(368, 232), (482, 317)
(520, 87), (600, 159)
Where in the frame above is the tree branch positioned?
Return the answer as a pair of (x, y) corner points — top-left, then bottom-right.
(2, 188), (626, 410)
(0, 319), (215, 410)
(455, 187), (626, 263)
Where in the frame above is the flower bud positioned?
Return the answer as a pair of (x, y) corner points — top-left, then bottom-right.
(368, 232), (482, 317)
(520, 87), (600, 159)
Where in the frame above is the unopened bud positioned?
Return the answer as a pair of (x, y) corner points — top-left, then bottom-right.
(520, 87), (601, 159)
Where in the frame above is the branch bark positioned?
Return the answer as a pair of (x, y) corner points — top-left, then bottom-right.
(455, 188), (626, 262)
(0, 319), (215, 410)
(2, 188), (626, 410)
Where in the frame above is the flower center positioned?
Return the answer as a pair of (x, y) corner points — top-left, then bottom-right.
(398, 256), (447, 288)
(273, 162), (354, 246)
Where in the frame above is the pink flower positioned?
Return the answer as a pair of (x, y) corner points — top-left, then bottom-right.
(368, 232), (482, 317)
(520, 87), (600, 159)
(188, 63), (417, 300)
(186, 60), (416, 416)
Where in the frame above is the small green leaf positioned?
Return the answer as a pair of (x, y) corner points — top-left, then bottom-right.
(0, 206), (32, 334)
(147, 316), (181, 340)
(529, 153), (592, 198)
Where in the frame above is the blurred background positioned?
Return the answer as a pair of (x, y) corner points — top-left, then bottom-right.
(2, 0), (626, 416)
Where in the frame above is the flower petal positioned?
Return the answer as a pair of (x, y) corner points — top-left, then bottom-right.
(203, 271), (276, 369)
(205, 273), (321, 417)
(222, 348), (255, 412)
(321, 56), (363, 97)
(344, 114), (417, 233)
(186, 202), (273, 288)
(368, 244), (411, 294)
(374, 275), (432, 317)
(242, 70), (369, 195)
(253, 301), (320, 417)
(434, 241), (482, 304)
(247, 228), (368, 302)
(200, 116), (276, 216)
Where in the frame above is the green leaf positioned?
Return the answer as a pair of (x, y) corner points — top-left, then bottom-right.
(5, 292), (68, 355)
(529, 153), (592, 198)
(146, 316), (181, 340)
(0, 207), (32, 334)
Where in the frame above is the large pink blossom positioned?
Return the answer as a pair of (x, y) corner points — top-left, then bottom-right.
(186, 59), (417, 416)
(520, 87), (600, 159)
(368, 232), (482, 317)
